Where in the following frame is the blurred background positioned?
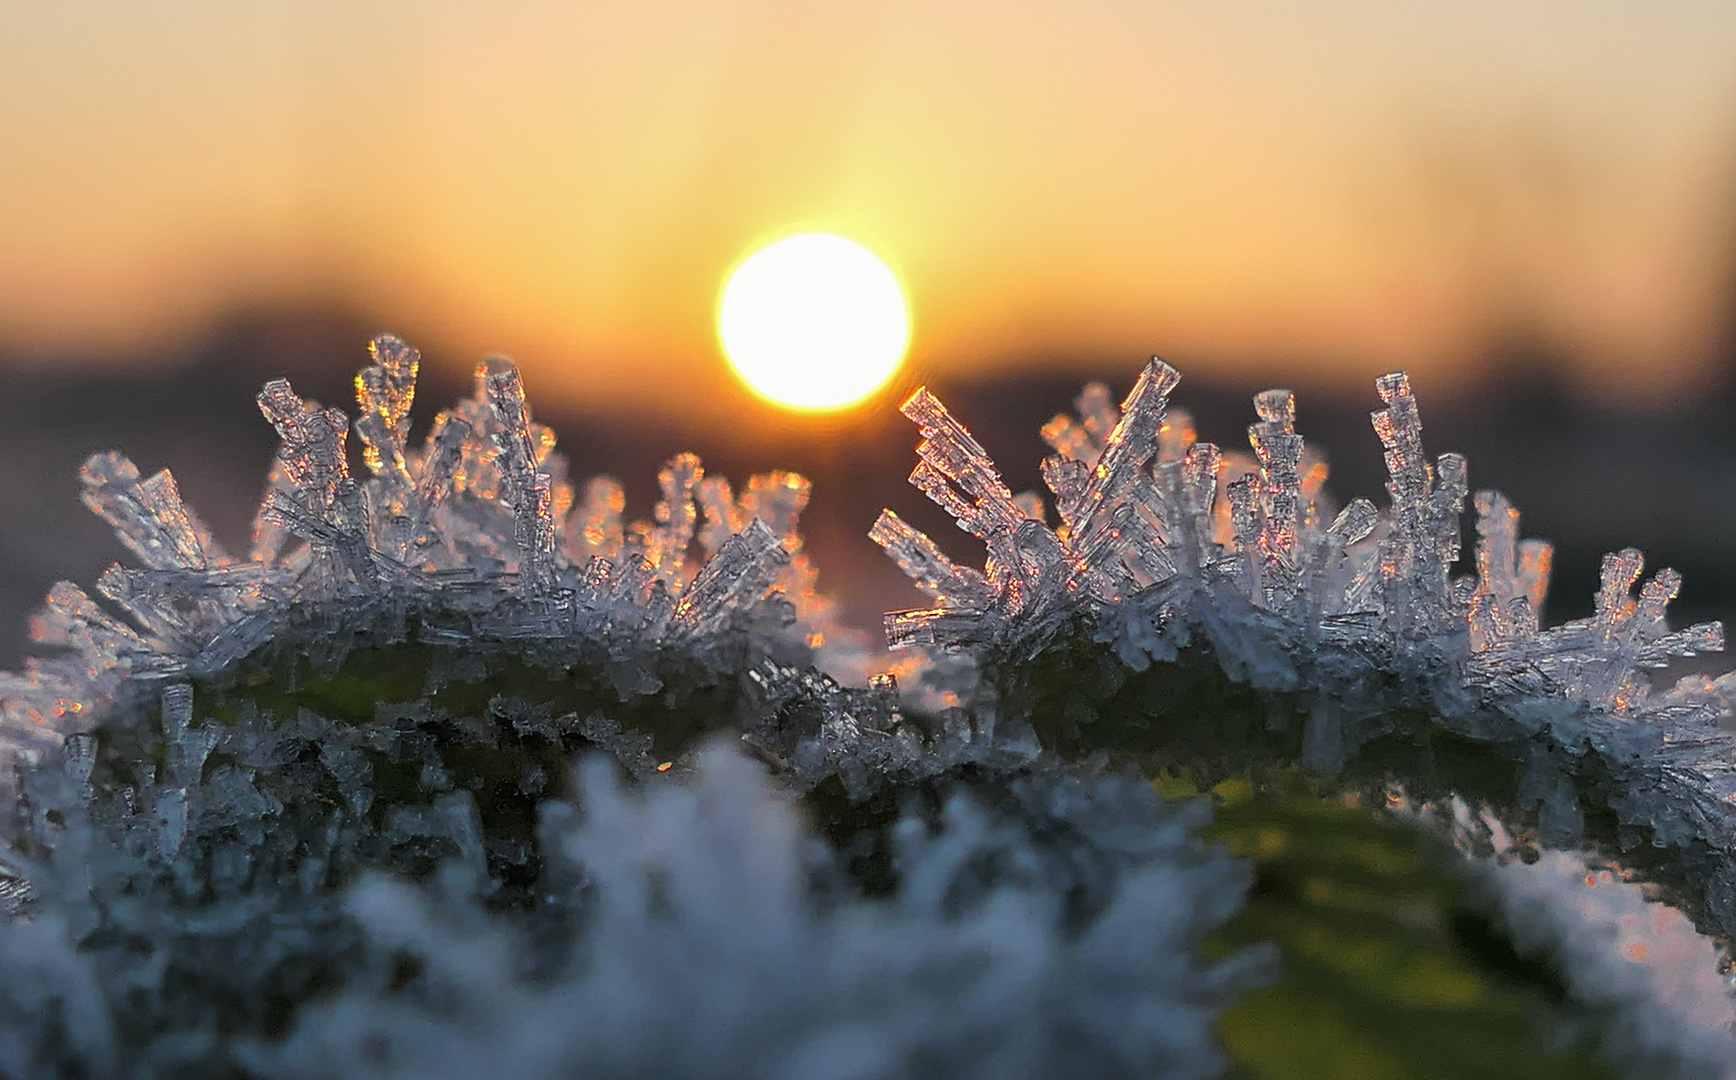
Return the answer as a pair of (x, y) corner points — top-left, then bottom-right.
(2, 1), (1736, 665)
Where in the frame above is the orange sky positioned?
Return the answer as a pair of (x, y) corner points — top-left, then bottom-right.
(3, 1), (1735, 417)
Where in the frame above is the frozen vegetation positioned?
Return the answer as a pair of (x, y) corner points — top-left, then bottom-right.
(875, 360), (1736, 931)
(0, 334), (1730, 1076)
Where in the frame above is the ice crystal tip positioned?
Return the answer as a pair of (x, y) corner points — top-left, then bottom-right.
(1252, 387), (1294, 426)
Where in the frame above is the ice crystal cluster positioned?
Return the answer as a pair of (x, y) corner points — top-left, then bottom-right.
(874, 358), (1736, 942)
(0, 333), (1731, 1077)
(5, 334), (854, 745)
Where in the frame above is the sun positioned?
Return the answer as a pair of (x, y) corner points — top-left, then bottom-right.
(717, 232), (911, 412)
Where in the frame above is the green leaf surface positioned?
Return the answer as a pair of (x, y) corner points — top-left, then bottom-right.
(1188, 773), (1624, 1080)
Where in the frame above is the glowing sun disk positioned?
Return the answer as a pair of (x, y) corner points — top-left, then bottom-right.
(717, 233), (910, 412)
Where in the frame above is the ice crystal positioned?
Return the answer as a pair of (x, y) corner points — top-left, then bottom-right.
(0, 334), (862, 766)
(876, 358), (1736, 941)
(0, 334), (1730, 1077)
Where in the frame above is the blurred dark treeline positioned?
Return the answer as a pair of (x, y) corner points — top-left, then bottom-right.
(0, 305), (1733, 670)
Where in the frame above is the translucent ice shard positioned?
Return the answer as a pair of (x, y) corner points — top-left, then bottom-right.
(1050, 360), (1180, 596)
(482, 362), (557, 592)
(257, 377), (378, 587)
(1246, 389), (1304, 607)
(868, 509), (992, 610)
(567, 476), (627, 565)
(80, 452), (224, 571)
(878, 359), (1186, 653)
(1465, 491), (1548, 652)
(353, 332), (419, 487)
(1349, 373), (1468, 636)
(672, 518), (790, 637)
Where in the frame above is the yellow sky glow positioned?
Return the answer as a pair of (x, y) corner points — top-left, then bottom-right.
(2, 1), (1734, 418)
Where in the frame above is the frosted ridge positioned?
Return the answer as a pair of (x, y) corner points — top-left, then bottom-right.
(876, 359), (1736, 936)
(0, 334), (860, 762)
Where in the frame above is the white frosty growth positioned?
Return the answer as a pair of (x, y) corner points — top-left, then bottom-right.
(1409, 796), (1736, 1078)
(0, 334), (852, 763)
(251, 745), (1269, 1080)
(875, 359), (1736, 939)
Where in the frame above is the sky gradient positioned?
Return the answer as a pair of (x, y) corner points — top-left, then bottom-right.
(3, 1), (1735, 418)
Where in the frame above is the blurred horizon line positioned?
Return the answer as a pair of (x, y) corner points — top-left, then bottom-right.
(6, 293), (1734, 435)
